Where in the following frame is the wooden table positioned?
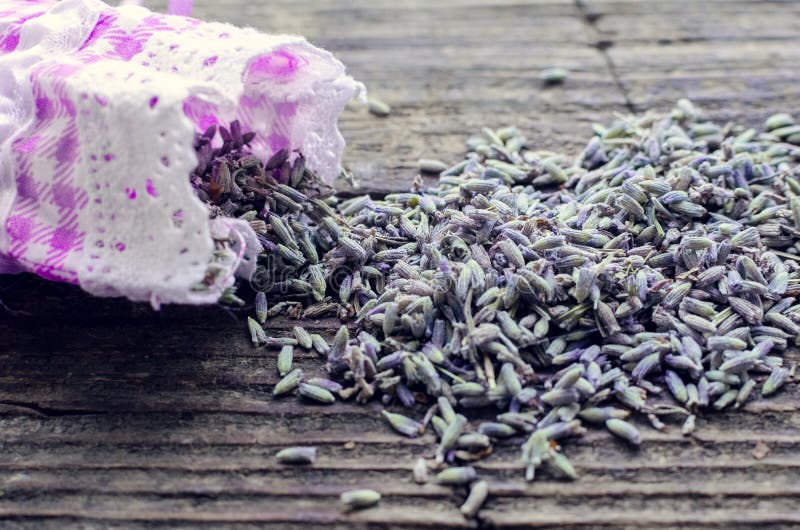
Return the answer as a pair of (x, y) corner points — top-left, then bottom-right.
(2, 1), (800, 528)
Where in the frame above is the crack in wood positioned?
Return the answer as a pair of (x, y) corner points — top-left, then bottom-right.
(575, 0), (636, 112)
(0, 400), (106, 417)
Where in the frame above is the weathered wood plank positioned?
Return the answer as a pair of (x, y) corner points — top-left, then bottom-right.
(2, 0), (800, 528)
(584, 0), (800, 44)
(607, 41), (800, 113)
(0, 495), (473, 528)
(3, 440), (799, 473)
(1, 278), (800, 529)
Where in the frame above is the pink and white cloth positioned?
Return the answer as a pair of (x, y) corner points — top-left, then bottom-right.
(0, 0), (362, 305)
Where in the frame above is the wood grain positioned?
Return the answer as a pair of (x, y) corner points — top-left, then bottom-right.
(2, 0), (800, 528)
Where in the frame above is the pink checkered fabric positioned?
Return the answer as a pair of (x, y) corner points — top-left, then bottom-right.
(0, 0), (362, 304)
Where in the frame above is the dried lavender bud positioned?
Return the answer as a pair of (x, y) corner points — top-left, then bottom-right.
(418, 159), (449, 174)
(273, 369), (303, 396)
(544, 449), (578, 480)
(276, 446), (316, 465)
(255, 292), (268, 324)
(437, 414), (467, 463)
(368, 99), (391, 117)
(578, 407), (630, 424)
(540, 67), (569, 85)
(437, 466), (477, 485)
(413, 457), (429, 484)
(306, 377), (343, 393)
(340, 489), (381, 510)
(478, 422), (517, 438)
(293, 326), (314, 349)
(298, 382), (335, 404)
(458, 433), (492, 450)
(762, 367), (790, 396)
(247, 317), (268, 345)
(605, 418), (641, 446)
(460, 480), (489, 517)
(277, 345), (293, 376)
(381, 410), (423, 438)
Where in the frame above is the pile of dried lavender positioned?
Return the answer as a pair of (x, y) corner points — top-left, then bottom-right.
(189, 120), (333, 298)
(196, 100), (800, 516)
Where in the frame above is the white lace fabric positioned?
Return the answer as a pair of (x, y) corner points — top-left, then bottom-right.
(0, 0), (362, 305)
